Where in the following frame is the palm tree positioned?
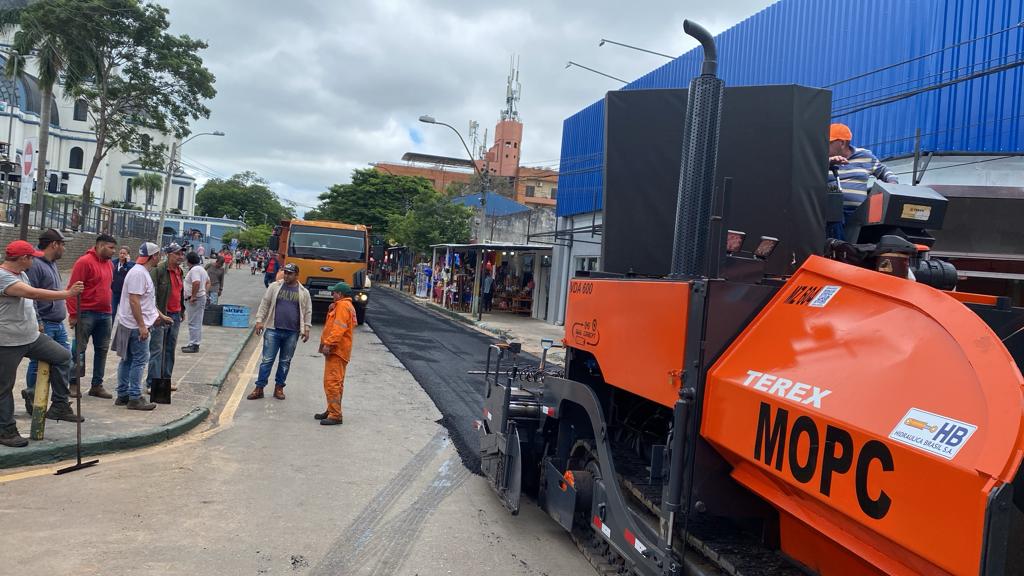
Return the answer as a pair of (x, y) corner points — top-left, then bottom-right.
(132, 171), (163, 217)
(2, 2), (96, 218)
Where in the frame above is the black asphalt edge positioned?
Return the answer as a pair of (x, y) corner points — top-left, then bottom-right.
(376, 286), (513, 341)
(0, 324), (257, 469)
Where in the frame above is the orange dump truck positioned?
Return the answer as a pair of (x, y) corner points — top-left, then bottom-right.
(269, 220), (370, 324)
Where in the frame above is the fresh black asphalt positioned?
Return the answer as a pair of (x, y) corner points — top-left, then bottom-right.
(367, 288), (538, 473)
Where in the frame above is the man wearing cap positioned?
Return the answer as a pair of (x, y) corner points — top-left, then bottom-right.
(22, 229), (71, 415)
(828, 123), (899, 230)
(147, 243), (186, 393)
(0, 240), (85, 446)
(248, 262), (311, 400)
(113, 242), (170, 410)
(66, 233), (118, 399)
(315, 282), (357, 426)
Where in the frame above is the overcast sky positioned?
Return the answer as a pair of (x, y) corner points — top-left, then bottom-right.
(160, 0), (777, 214)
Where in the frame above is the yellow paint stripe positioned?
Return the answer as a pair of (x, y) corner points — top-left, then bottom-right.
(0, 343), (263, 484)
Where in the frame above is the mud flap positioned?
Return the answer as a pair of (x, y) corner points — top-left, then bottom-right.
(544, 459), (576, 532)
(502, 424), (523, 515)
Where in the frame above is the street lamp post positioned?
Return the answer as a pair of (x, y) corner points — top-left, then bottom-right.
(564, 61), (628, 84)
(419, 114), (489, 319)
(157, 130), (224, 244)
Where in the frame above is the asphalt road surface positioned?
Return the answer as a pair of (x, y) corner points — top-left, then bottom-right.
(367, 288), (539, 473)
(1, 292), (593, 576)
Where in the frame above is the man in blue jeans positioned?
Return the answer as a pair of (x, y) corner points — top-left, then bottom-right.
(113, 242), (171, 410)
(22, 229), (70, 414)
(247, 263), (311, 400)
(67, 233), (117, 399)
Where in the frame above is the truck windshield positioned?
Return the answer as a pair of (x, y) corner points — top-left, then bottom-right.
(288, 225), (366, 262)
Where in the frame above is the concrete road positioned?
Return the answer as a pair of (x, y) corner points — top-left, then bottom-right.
(0, 318), (594, 575)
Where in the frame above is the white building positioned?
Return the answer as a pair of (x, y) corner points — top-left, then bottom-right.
(0, 55), (198, 215)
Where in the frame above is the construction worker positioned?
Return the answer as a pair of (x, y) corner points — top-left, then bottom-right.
(828, 123), (899, 239)
(315, 281), (356, 426)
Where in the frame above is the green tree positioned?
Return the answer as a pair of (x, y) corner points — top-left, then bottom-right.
(131, 171), (163, 215)
(221, 224), (273, 249)
(195, 171), (294, 225)
(68, 0), (216, 209)
(2, 1), (97, 213)
(444, 173), (514, 199)
(387, 191), (472, 255)
(311, 168), (434, 235)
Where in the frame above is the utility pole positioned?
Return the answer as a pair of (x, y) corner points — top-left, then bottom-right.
(156, 140), (177, 244)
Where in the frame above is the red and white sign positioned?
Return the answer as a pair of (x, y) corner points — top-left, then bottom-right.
(19, 138), (36, 204)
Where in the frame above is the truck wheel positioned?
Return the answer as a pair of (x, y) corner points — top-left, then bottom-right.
(356, 303), (366, 325)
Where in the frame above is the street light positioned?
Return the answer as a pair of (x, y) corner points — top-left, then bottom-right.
(419, 114), (489, 319)
(564, 61), (628, 84)
(598, 38), (674, 59)
(157, 131), (225, 243)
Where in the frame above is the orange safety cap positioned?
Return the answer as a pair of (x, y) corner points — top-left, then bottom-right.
(829, 123), (853, 142)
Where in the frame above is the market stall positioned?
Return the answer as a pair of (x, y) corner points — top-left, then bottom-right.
(430, 243), (553, 320)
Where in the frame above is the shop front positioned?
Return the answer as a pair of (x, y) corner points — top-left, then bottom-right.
(429, 243), (553, 321)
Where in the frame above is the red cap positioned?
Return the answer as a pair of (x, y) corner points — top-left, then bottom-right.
(6, 240), (44, 259)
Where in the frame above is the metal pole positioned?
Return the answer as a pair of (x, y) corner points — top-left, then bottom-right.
(156, 140), (177, 244)
(472, 248), (483, 320)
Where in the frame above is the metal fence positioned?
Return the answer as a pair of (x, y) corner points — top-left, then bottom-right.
(0, 182), (158, 240)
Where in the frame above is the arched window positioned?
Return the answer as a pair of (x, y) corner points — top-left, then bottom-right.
(125, 178), (133, 204)
(73, 99), (88, 122)
(177, 186), (185, 210)
(69, 146), (84, 170)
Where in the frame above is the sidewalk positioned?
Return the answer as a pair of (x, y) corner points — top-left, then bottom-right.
(0, 266), (269, 469)
(379, 286), (567, 366)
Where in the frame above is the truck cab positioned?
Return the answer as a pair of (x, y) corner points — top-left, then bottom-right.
(269, 220), (371, 324)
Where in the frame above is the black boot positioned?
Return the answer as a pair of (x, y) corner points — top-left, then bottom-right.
(46, 402), (84, 423)
(314, 411), (328, 420)
(21, 389), (33, 415)
(0, 426), (27, 447)
(127, 397), (156, 411)
(320, 418), (342, 426)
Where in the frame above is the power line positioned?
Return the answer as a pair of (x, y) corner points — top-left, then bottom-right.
(824, 20), (1024, 88)
(892, 154), (1018, 176)
(832, 58), (1024, 118)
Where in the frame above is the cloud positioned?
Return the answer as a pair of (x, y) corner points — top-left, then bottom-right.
(160, 0), (778, 211)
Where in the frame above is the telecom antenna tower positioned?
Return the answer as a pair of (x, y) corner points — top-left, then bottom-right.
(501, 55), (521, 122)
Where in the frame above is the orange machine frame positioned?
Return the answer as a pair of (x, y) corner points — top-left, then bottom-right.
(704, 256), (1024, 575)
(563, 278), (689, 407)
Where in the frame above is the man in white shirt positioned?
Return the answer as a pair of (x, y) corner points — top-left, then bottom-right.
(113, 242), (171, 410)
(181, 251), (209, 353)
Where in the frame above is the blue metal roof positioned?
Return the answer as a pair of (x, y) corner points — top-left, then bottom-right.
(451, 191), (531, 216)
(558, 0), (1024, 217)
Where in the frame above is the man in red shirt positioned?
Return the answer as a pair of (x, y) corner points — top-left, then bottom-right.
(66, 233), (117, 399)
(146, 243), (186, 393)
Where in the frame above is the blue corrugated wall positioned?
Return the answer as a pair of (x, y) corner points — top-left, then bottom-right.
(558, 0), (1024, 217)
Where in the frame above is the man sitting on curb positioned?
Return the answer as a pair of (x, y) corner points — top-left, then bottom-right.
(0, 241), (85, 447)
(248, 263), (311, 400)
(112, 243), (171, 410)
(316, 281), (357, 426)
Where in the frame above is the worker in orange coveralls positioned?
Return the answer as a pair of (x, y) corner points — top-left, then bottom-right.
(315, 281), (357, 426)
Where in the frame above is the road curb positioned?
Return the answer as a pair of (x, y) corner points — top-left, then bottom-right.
(377, 285), (513, 340)
(1, 324), (257, 469)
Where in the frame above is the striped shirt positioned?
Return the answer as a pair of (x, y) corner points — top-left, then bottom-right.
(833, 146), (898, 207)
